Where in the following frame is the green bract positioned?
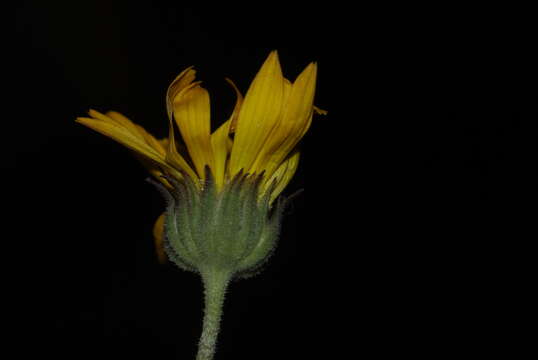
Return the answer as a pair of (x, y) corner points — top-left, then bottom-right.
(151, 168), (290, 279)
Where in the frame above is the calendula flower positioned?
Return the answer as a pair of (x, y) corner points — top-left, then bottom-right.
(76, 50), (325, 360)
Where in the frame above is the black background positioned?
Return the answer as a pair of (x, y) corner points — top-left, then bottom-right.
(10, 1), (537, 359)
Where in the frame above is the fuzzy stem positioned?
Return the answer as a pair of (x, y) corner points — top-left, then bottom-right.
(195, 270), (231, 360)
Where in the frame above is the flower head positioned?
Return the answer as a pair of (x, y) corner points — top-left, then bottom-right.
(77, 51), (324, 199)
(77, 51), (325, 269)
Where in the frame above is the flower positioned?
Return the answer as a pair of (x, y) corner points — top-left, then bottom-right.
(76, 50), (325, 265)
(77, 50), (326, 360)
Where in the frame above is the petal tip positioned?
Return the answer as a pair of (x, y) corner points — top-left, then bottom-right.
(263, 50), (282, 70)
(88, 108), (103, 118)
(314, 106), (328, 115)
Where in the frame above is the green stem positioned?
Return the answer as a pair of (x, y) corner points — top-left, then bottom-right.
(196, 270), (231, 360)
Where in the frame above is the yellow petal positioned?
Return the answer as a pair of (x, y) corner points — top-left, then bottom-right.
(173, 85), (214, 179)
(152, 212), (167, 264)
(104, 110), (142, 136)
(208, 78), (244, 188)
(137, 126), (167, 157)
(264, 150), (301, 204)
(249, 78), (291, 171)
(165, 115), (198, 182)
(254, 62), (317, 180)
(224, 77), (244, 133)
(76, 110), (167, 166)
(158, 138), (169, 149)
(165, 67), (212, 182)
(210, 120), (231, 189)
(166, 67), (197, 122)
(78, 110), (185, 185)
(229, 50), (285, 176)
(162, 68), (202, 182)
(106, 111), (167, 157)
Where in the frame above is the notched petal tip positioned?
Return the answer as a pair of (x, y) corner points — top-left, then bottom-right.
(295, 62), (327, 116)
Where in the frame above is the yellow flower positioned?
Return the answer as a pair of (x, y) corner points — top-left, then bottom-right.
(76, 50), (325, 263)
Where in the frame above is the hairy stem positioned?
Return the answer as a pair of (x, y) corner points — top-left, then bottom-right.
(195, 270), (231, 360)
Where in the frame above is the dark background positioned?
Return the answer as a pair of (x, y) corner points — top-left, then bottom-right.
(10, 1), (536, 359)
